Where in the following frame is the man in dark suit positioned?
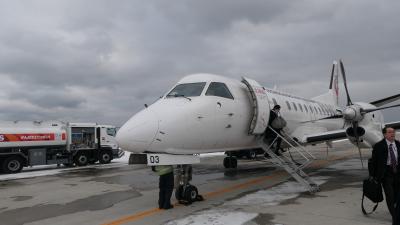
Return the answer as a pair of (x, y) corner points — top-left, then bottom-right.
(370, 127), (400, 219)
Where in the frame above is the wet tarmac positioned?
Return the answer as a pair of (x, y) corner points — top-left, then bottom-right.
(0, 142), (392, 225)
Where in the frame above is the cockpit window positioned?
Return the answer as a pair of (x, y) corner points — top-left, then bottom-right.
(205, 82), (234, 99)
(166, 82), (206, 98)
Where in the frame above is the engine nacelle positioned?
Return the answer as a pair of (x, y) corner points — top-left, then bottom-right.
(344, 102), (384, 148)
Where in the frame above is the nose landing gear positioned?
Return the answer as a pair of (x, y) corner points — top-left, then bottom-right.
(175, 165), (203, 204)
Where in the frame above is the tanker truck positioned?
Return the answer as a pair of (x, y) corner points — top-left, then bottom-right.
(0, 121), (124, 174)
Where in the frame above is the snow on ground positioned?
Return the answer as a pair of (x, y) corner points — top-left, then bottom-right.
(224, 176), (328, 207)
(166, 176), (329, 225)
(165, 209), (258, 225)
(167, 159), (345, 225)
(177, 158), (365, 225)
(323, 158), (367, 171)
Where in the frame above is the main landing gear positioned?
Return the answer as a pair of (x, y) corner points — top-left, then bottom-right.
(174, 165), (202, 204)
(223, 153), (237, 169)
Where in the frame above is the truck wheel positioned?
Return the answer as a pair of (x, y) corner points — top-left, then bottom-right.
(74, 153), (89, 166)
(2, 156), (24, 173)
(99, 151), (112, 164)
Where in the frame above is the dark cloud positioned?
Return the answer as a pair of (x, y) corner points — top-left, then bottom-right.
(0, 0), (399, 126)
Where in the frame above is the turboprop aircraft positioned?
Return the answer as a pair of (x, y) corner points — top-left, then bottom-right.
(116, 60), (400, 201)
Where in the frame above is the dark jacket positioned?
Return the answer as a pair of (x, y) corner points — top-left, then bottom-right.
(268, 110), (278, 126)
(370, 139), (400, 182)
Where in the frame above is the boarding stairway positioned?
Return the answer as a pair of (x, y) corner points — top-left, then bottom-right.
(259, 127), (320, 193)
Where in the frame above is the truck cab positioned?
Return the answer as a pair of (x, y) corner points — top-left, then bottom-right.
(67, 123), (124, 165)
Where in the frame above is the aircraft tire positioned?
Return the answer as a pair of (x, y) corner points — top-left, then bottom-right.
(247, 150), (257, 159)
(184, 185), (198, 203)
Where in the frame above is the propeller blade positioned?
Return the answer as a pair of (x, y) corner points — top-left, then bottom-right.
(352, 121), (364, 169)
(339, 60), (353, 106)
(329, 62), (336, 89)
(300, 114), (343, 123)
(370, 93), (400, 107)
(362, 103), (400, 114)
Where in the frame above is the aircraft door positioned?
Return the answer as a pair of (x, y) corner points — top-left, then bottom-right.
(242, 77), (271, 135)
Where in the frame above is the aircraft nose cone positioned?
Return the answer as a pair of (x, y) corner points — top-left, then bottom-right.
(116, 109), (159, 153)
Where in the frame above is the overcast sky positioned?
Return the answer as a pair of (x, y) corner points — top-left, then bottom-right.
(0, 0), (399, 126)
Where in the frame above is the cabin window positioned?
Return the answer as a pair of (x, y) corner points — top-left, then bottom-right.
(329, 106), (335, 115)
(205, 82), (234, 99)
(292, 102), (297, 111)
(303, 104), (308, 113)
(324, 105), (329, 115)
(167, 82), (206, 97)
(325, 105), (330, 115)
(286, 101), (291, 110)
(320, 105), (327, 115)
(298, 103), (303, 112)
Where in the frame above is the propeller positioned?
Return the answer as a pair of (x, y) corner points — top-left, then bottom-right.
(302, 60), (400, 168)
(339, 60), (366, 168)
(337, 60), (400, 168)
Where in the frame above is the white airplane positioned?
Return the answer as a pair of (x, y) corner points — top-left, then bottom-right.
(116, 60), (400, 201)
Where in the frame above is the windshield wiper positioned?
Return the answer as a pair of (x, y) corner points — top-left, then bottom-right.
(167, 94), (192, 101)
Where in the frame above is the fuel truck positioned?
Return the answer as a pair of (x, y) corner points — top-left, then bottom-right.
(0, 121), (124, 173)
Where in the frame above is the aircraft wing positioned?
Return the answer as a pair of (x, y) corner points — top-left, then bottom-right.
(304, 129), (347, 144)
(385, 121), (400, 130)
(305, 121), (400, 145)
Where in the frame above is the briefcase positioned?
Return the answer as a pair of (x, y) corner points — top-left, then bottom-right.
(362, 177), (383, 215)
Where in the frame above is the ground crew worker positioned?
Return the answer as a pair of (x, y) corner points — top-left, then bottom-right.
(152, 165), (174, 209)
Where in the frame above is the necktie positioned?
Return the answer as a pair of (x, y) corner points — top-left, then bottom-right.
(389, 144), (397, 173)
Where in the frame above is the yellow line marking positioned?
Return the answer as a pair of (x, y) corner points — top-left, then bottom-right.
(101, 154), (352, 225)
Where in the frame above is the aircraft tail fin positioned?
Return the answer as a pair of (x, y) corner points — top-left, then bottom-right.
(312, 61), (339, 106)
